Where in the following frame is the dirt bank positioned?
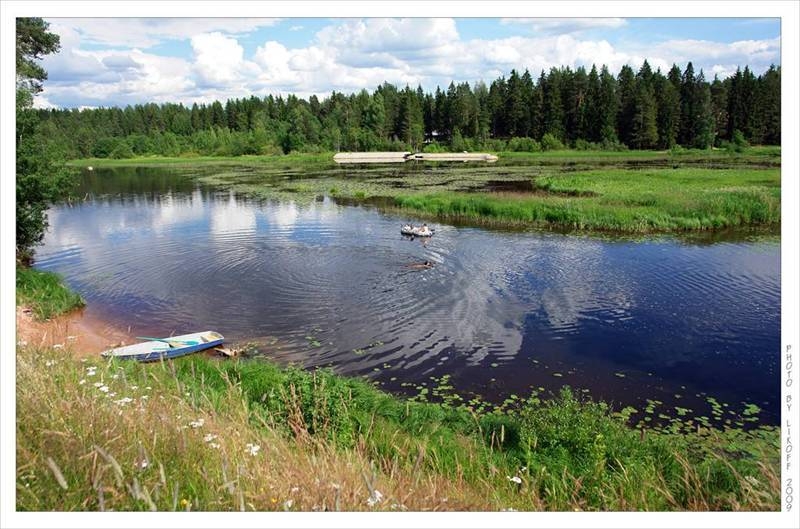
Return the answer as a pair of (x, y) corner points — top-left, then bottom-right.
(16, 306), (134, 359)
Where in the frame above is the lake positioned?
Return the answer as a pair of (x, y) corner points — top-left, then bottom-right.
(35, 167), (781, 427)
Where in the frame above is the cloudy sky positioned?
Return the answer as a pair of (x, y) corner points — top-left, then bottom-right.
(36, 17), (781, 109)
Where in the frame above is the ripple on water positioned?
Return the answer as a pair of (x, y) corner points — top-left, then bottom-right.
(34, 176), (781, 424)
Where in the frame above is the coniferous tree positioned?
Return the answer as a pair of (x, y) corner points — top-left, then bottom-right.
(709, 75), (728, 144)
(655, 72), (680, 148)
(584, 65), (602, 143)
(541, 68), (564, 141)
(630, 63), (658, 149)
(616, 64), (636, 145)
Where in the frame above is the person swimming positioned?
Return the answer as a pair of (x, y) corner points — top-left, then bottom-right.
(406, 260), (433, 270)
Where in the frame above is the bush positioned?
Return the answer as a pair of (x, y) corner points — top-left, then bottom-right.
(574, 139), (600, 151)
(91, 137), (119, 158)
(109, 142), (134, 159)
(600, 138), (628, 151)
(540, 133), (565, 151)
(728, 129), (750, 153)
(423, 142), (447, 153)
(482, 138), (507, 152)
(506, 137), (541, 152)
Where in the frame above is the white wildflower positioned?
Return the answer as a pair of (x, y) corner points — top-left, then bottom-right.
(109, 392), (116, 397)
(203, 434), (218, 443)
(67, 335), (77, 341)
(141, 395), (149, 400)
(45, 360), (56, 367)
(130, 385), (139, 390)
(146, 386), (152, 390)
(114, 397), (134, 406)
(138, 460), (149, 470)
(79, 379), (86, 385)
(189, 419), (205, 429)
(507, 475), (522, 484)
(93, 382), (104, 388)
(209, 443), (221, 449)
(366, 489), (383, 507)
(17, 340), (28, 347)
(52, 344), (64, 350)
(245, 443), (261, 456)
(111, 374), (120, 379)
(283, 499), (294, 510)
(290, 487), (299, 493)
(98, 385), (110, 393)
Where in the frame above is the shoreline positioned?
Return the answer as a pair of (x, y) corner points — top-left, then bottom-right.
(16, 304), (135, 359)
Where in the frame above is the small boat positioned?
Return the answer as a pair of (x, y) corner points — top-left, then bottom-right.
(401, 224), (434, 237)
(101, 331), (224, 362)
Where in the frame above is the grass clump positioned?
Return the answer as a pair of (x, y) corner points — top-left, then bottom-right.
(17, 343), (780, 511)
(16, 267), (84, 320)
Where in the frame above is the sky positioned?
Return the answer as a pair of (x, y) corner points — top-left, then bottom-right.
(35, 17), (782, 110)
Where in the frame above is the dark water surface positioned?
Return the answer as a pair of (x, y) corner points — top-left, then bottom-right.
(36, 168), (781, 426)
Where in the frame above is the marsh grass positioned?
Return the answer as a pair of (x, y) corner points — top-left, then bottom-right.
(393, 167), (780, 232)
(16, 268), (85, 320)
(17, 344), (779, 511)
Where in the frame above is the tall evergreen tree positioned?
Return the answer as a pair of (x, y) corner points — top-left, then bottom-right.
(616, 64), (636, 145)
(655, 72), (680, 148)
(598, 66), (618, 143)
(630, 63), (658, 149)
(541, 68), (564, 140)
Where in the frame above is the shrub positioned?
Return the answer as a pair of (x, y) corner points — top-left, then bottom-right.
(507, 137), (541, 152)
(540, 133), (565, 151)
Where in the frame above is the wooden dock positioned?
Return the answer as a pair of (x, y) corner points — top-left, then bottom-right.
(333, 152), (410, 164)
(333, 152), (498, 164)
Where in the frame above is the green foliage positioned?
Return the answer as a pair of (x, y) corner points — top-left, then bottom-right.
(16, 267), (84, 320)
(507, 137), (541, 152)
(34, 61), (778, 164)
(16, 18), (60, 94)
(540, 133), (564, 151)
(144, 358), (779, 510)
(16, 18), (72, 263)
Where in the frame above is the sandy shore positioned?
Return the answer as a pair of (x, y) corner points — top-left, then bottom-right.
(16, 305), (135, 359)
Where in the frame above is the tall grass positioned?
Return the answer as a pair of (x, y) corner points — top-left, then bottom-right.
(17, 344), (780, 511)
(393, 167), (780, 232)
(16, 268), (85, 320)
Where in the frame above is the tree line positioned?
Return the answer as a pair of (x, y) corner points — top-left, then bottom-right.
(37, 60), (780, 159)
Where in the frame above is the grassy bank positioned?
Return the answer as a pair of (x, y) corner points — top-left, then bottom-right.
(16, 267), (84, 320)
(17, 343), (779, 511)
(393, 167), (780, 232)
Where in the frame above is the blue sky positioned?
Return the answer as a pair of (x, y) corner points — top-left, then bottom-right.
(36, 17), (781, 109)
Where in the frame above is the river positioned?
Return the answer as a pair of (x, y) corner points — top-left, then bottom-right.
(35, 167), (781, 427)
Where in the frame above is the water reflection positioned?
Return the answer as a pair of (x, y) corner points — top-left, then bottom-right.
(36, 169), (781, 425)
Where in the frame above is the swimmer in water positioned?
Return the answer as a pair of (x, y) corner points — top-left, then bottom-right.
(406, 260), (433, 270)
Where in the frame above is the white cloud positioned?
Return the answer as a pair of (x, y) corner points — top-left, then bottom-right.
(501, 18), (627, 35)
(191, 32), (258, 88)
(49, 18), (280, 48)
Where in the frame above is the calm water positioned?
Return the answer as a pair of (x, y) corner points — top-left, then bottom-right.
(36, 169), (781, 425)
